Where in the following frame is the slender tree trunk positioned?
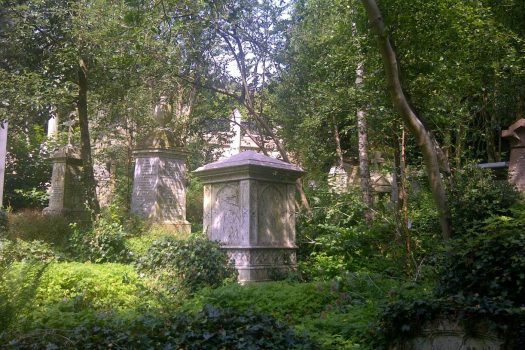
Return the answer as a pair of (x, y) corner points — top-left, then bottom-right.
(332, 114), (344, 168)
(355, 61), (373, 222)
(361, 0), (452, 239)
(78, 57), (100, 217)
(400, 128), (411, 273)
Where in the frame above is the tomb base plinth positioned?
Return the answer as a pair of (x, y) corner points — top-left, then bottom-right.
(225, 247), (297, 283)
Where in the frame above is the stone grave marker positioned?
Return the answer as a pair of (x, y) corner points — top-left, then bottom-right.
(43, 145), (88, 220)
(502, 118), (525, 192)
(194, 151), (304, 282)
(130, 97), (191, 234)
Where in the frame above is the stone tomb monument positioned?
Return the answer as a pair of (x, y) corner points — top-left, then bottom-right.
(43, 145), (88, 220)
(130, 97), (191, 234)
(194, 151), (304, 282)
(502, 118), (525, 193)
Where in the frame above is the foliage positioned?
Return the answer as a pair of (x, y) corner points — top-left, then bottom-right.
(4, 126), (51, 210)
(67, 218), (131, 263)
(379, 296), (525, 348)
(0, 239), (61, 265)
(0, 262), (161, 332)
(186, 175), (204, 231)
(0, 208), (8, 236)
(378, 204), (525, 347)
(448, 164), (520, 235)
(1, 305), (316, 350)
(7, 210), (70, 246)
(437, 205), (525, 305)
(297, 186), (409, 279)
(188, 274), (433, 350)
(137, 234), (237, 294)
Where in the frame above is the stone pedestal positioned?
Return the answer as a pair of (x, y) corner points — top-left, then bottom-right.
(43, 146), (88, 220)
(131, 148), (191, 234)
(502, 119), (525, 192)
(194, 151), (304, 282)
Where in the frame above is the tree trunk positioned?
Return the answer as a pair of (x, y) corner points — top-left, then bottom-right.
(332, 114), (344, 168)
(355, 61), (373, 222)
(78, 57), (100, 217)
(361, 0), (452, 239)
(400, 128), (412, 273)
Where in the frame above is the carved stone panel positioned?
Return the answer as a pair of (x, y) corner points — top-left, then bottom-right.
(47, 161), (66, 210)
(131, 150), (190, 233)
(131, 157), (158, 218)
(212, 183), (241, 244)
(257, 183), (286, 246)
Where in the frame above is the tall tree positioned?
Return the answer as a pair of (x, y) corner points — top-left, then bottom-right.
(361, 0), (452, 239)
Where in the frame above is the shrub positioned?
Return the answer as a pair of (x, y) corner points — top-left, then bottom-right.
(377, 205), (525, 348)
(0, 239), (61, 264)
(448, 163), (520, 235)
(67, 218), (131, 263)
(0, 262), (161, 331)
(436, 205), (525, 306)
(137, 235), (237, 294)
(1, 305), (316, 349)
(0, 208), (8, 236)
(7, 210), (70, 246)
(186, 175), (204, 231)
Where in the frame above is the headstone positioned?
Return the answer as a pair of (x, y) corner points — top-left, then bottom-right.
(502, 119), (525, 192)
(43, 146), (88, 220)
(131, 148), (190, 233)
(194, 151), (304, 283)
(398, 318), (504, 350)
(130, 97), (191, 234)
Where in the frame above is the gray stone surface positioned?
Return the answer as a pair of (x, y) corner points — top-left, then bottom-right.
(396, 318), (504, 350)
(43, 146), (88, 220)
(131, 148), (190, 234)
(502, 119), (525, 193)
(194, 151), (303, 283)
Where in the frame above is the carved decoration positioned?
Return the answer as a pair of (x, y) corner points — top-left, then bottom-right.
(213, 183), (241, 244)
(257, 184), (286, 245)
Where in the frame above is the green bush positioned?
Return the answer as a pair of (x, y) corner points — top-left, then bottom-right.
(0, 208), (8, 236)
(0, 262), (161, 331)
(436, 205), (525, 306)
(297, 186), (410, 279)
(186, 175), (204, 231)
(7, 210), (70, 246)
(137, 234), (237, 294)
(0, 239), (61, 265)
(448, 164), (520, 235)
(188, 274), (426, 350)
(67, 218), (131, 263)
(1, 305), (316, 349)
(377, 205), (525, 348)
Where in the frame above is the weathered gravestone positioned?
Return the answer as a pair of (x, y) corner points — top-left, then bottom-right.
(394, 318), (504, 350)
(43, 146), (88, 220)
(130, 97), (191, 234)
(502, 118), (525, 193)
(194, 151), (304, 282)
